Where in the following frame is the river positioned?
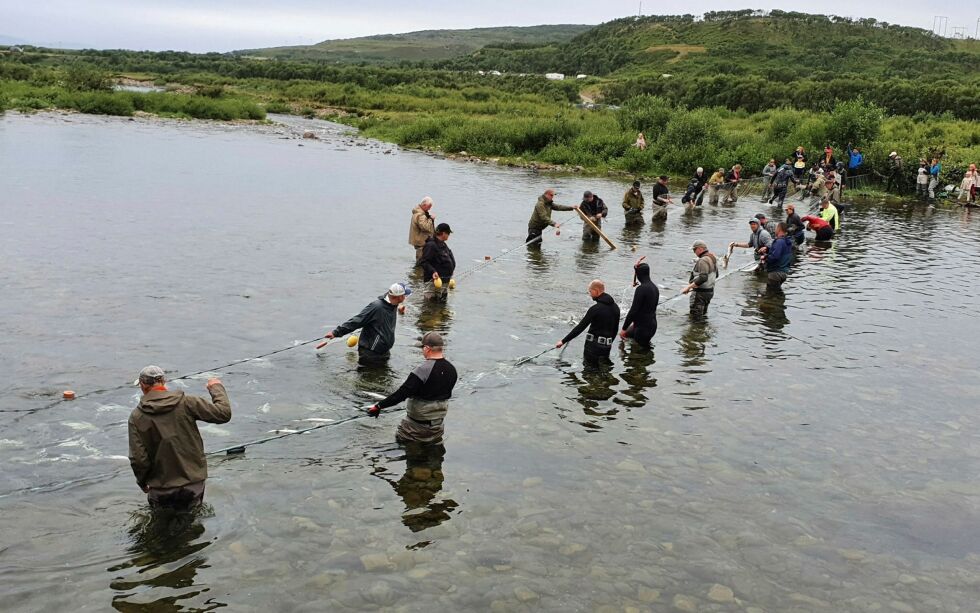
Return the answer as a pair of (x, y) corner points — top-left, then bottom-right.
(1, 111), (978, 611)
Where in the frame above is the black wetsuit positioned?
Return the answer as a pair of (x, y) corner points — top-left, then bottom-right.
(622, 263), (659, 348)
(562, 292), (620, 366)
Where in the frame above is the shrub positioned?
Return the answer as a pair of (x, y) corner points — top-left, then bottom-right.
(196, 84), (225, 99)
(64, 63), (112, 92)
(617, 95), (674, 139)
(826, 98), (885, 149)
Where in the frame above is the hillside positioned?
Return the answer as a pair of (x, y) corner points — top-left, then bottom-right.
(439, 11), (980, 116)
(241, 24), (593, 63)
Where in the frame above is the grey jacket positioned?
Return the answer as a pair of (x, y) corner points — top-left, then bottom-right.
(333, 295), (398, 354)
(749, 227), (773, 259)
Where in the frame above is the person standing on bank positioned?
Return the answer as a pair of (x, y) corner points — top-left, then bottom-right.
(325, 283), (409, 365)
(556, 279), (621, 367)
(580, 191), (608, 241)
(620, 261), (659, 349)
(622, 180), (645, 224)
(527, 189), (576, 245)
(367, 332), (457, 444)
(682, 241), (719, 320)
(128, 366), (232, 510)
(651, 175), (673, 221)
(420, 223), (455, 301)
(409, 197), (436, 264)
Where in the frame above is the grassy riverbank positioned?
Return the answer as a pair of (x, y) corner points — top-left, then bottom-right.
(2, 11), (978, 184)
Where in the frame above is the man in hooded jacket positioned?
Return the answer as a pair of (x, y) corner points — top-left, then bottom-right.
(556, 279), (620, 367)
(128, 365), (232, 509)
(620, 261), (659, 349)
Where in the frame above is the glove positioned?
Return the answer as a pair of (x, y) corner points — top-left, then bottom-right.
(366, 405), (381, 418)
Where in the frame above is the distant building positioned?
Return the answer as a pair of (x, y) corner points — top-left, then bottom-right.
(545, 73), (565, 80)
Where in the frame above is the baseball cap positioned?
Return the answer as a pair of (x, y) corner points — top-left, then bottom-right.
(632, 180), (641, 188)
(583, 190), (593, 198)
(692, 240), (707, 251)
(435, 222), (452, 234)
(659, 175), (669, 181)
(754, 213), (767, 221)
(421, 331), (444, 348)
(889, 151), (897, 157)
(388, 283), (412, 297)
(136, 365), (165, 385)
(748, 218), (759, 225)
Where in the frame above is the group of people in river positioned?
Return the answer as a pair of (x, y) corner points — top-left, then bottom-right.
(128, 170), (844, 511)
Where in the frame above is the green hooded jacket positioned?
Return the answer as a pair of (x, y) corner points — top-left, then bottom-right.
(128, 384), (231, 490)
(528, 194), (573, 231)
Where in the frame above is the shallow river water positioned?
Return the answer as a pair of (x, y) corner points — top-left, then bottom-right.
(1, 111), (979, 612)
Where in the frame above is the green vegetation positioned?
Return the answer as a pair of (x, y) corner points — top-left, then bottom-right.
(441, 12), (980, 119)
(239, 25), (593, 63)
(1, 10), (978, 186)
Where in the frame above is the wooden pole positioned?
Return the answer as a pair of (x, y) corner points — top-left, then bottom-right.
(575, 208), (617, 250)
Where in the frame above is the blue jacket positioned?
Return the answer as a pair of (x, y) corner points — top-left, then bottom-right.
(930, 162), (941, 178)
(766, 237), (794, 273)
(848, 152), (863, 170)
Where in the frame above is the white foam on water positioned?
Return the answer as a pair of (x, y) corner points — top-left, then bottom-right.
(199, 424), (231, 436)
(0, 439), (25, 449)
(300, 418), (334, 423)
(509, 334), (521, 341)
(106, 455), (129, 461)
(96, 404), (130, 413)
(257, 402), (271, 414)
(270, 429), (299, 434)
(61, 421), (98, 431)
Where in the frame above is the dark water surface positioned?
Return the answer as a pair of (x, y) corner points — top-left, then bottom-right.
(1, 111), (979, 611)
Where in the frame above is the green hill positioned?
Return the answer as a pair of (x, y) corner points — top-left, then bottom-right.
(240, 25), (593, 63)
(440, 11), (980, 117)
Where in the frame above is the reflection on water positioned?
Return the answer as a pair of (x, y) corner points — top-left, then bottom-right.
(616, 343), (658, 408)
(371, 443), (458, 533)
(108, 506), (219, 611)
(560, 365), (619, 430)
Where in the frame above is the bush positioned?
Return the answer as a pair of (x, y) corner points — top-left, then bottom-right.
(64, 63), (112, 92)
(617, 95), (674, 139)
(196, 84), (224, 98)
(826, 98), (884, 149)
(55, 91), (134, 116)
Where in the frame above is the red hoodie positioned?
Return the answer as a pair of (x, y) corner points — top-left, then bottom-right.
(801, 215), (829, 230)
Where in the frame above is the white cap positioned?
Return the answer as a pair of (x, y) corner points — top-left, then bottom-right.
(697, 167), (703, 173)
(136, 365), (165, 385)
(889, 151), (897, 157)
(388, 283), (412, 297)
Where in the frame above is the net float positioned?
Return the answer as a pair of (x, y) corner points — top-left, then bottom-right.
(346, 335), (359, 347)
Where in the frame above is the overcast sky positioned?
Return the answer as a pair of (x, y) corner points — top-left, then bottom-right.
(1, 0), (975, 52)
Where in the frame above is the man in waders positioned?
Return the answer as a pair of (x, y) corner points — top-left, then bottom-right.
(681, 241), (718, 320)
(128, 366), (232, 509)
(420, 223), (455, 301)
(760, 223), (794, 293)
(326, 283), (409, 365)
(409, 197), (436, 264)
(580, 191), (608, 241)
(368, 332), (457, 444)
(620, 261), (659, 349)
(527, 189), (576, 246)
(784, 203), (805, 246)
(769, 160), (798, 209)
(556, 279), (620, 367)
(650, 175), (672, 221)
(729, 218), (772, 271)
(622, 180), (645, 224)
